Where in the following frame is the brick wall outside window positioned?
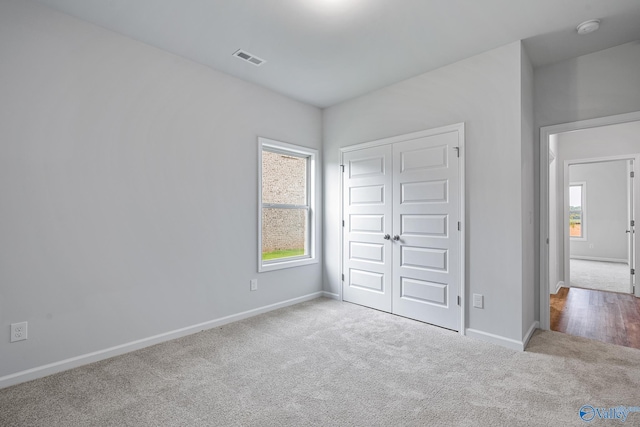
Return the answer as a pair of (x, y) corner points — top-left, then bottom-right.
(262, 151), (307, 253)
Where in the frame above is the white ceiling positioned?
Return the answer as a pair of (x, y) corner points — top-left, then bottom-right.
(34, 0), (640, 108)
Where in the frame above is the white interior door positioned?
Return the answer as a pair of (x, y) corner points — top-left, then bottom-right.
(342, 145), (393, 312)
(391, 132), (461, 331)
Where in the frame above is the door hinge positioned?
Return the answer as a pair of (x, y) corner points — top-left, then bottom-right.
(457, 296), (461, 306)
(457, 221), (461, 231)
(340, 165), (345, 172)
(632, 268), (636, 275)
(342, 220), (345, 227)
(631, 220), (635, 227)
(631, 171), (635, 178)
(342, 274), (345, 281)
(454, 147), (460, 158)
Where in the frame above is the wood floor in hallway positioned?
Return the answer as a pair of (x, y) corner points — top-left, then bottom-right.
(550, 287), (640, 350)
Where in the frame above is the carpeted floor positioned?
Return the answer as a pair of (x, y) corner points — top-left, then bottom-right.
(571, 259), (631, 294)
(2, 298), (640, 426)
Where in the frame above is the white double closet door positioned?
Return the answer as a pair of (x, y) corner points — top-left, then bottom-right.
(342, 126), (462, 331)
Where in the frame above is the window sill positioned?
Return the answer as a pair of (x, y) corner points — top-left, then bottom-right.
(259, 257), (318, 272)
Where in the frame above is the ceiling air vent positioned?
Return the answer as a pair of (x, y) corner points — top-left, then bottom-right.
(233, 49), (266, 67)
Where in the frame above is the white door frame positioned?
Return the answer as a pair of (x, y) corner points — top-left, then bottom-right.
(539, 111), (640, 330)
(340, 122), (466, 335)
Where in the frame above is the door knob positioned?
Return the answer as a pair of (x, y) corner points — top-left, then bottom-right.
(383, 234), (391, 240)
(393, 235), (400, 241)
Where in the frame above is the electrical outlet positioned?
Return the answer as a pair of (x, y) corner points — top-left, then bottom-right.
(250, 279), (258, 291)
(10, 322), (28, 343)
(473, 294), (484, 309)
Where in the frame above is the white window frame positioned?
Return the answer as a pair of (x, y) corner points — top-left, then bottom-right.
(569, 181), (587, 241)
(258, 137), (318, 272)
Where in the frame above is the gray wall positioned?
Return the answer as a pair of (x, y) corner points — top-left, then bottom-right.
(324, 41), (533, 344)
(557, 121), (640, 159)
(569, 161), (628, 261)
(535, 41), (640, 129)
(0, 1), (323, 379)
(534, 41), (640, 318)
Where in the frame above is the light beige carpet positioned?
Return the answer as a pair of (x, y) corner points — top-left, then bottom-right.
(571, 259), (631, 294)
(2, 298), (640, 426)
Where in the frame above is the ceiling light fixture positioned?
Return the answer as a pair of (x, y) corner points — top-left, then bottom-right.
(576, 19), (600, 35)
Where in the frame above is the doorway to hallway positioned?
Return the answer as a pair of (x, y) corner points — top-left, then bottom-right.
(540, 112), (640, 349)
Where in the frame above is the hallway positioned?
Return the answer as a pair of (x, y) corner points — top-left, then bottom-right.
(551, 287), (640, 349)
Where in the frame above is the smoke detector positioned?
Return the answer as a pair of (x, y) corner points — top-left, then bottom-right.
(232, 49), (266, 67)
(576, 19), (600, 35)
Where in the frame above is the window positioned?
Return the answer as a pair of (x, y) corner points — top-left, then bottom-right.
(569, 183), (586, 239)
(258, 137), (317, 272)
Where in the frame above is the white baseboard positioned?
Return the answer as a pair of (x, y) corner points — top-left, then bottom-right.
(321, 291), (340, 300)
(553, 281), (565, 294)
(570, 255), (628, 264)
(466, 326), (537, 352)
(522, 321), (540, 350)
(0, 291), (324, 390)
